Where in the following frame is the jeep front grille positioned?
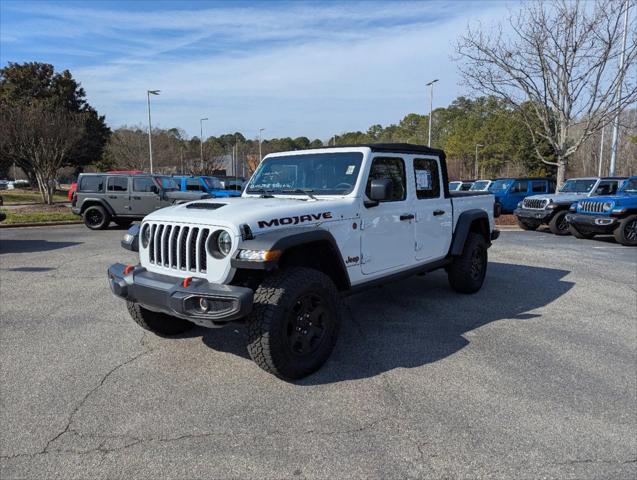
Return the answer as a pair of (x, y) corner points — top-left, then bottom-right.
(579, 200), (604, 213)
(146, 223), (211, 273)
(523, 198), (548, 209)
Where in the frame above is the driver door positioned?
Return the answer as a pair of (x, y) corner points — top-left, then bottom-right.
(360, 156), (415, 275)
(130, 176), (162, 215)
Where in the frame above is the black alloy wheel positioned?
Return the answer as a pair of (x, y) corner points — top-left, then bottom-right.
(286, 293), (329, 358)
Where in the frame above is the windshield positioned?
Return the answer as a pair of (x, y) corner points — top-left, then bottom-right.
(470, 180), (490, 191)
(203, 177), (223, 190)
(559, 179), (596, 193)
(488, 180), (513, 192)
(157, 176), (179, 191)
(246, 152), (363, 195)
(619, 178), (637, 193)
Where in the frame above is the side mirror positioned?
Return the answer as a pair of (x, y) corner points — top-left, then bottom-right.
(369, 178), (393, 202)
(121, 224), (140, 252)
(151, 185), (160, 195)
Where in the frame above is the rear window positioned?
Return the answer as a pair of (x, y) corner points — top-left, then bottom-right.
(79, 176), (104, 192)
(532, 181), (546, 193)
(107, 176), (128, 192)
(186, 179), (203, 191)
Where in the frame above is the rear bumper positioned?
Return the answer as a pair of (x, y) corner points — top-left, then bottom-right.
(513, 208), (552, 223)
(107, 263), (253, 328)
(565, 213), (618, 234)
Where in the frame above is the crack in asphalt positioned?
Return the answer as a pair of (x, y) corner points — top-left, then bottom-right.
(0, 333), (155, 461)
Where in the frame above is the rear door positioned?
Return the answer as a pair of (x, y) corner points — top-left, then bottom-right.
(105, 176), (130, 214)
(413, 157), (452, 262)
(360, 156), (415, 275)
(130, 176), (161, 215)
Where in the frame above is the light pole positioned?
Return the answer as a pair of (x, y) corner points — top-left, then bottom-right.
(199, 117), (208, 170)
(598, 127), (605, 177)
(609, 0), (630, 176)
(147, 90), (160, 173)
(259, 128), (265, 163)
(426, 79), (439, 147)
(474, 144), (484, 179)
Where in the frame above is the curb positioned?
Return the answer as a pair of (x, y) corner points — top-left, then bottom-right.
(0, 220), (82, 229)
(495, 225), (523, 231)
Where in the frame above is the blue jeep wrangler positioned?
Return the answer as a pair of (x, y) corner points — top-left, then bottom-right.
(566, 176), (637, 246)
(489, 177), (556, 214)
(513, 177), (625, 235)
(173, 176), (241, 198)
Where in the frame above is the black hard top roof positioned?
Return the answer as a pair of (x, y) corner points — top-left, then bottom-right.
(316, 143), (445, 157)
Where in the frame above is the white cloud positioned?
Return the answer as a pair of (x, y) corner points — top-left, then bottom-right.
(1, 1), (513, 139)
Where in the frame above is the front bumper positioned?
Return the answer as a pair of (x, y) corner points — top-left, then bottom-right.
(565, 213), (618, 234)
(513, 207), (552, 223)
(107, 263), (253, 328)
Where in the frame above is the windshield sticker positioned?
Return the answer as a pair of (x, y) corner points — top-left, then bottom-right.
(416, 169), (432, 190)
(257, 212), (333, 229)
(346, 165), (356, 175)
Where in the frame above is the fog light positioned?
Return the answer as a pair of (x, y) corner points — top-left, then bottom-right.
(199, 297), (209, 312)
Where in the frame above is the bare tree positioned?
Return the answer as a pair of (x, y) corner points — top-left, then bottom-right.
(0, 103), (86, 203)
(105, 126), (149, 171)
(456, 0), (637, 185)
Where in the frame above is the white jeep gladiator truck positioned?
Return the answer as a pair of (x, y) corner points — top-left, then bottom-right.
(109, 144), (499, 380)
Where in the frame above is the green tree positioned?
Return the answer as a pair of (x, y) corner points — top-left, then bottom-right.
(0, 62), (111, 176)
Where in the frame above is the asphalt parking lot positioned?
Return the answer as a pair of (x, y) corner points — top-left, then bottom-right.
(1, 225), (635, 479)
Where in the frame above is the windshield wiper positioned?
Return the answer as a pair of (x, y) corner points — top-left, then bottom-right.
(280, 188), (317, 200)
(247, 188), (274, 198)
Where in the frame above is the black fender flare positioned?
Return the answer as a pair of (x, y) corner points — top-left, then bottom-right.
(231, 226), (350, 288)
(449, 209), (491, 256)
(80, 198), (115, 217)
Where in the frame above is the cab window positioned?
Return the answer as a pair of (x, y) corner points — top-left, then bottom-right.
(366, 157), (406, 202)
(413, 158), (440, 199)
(511, 180), (528, 193)
(596, 181), (618, 195)
(531, 181), (546, 193)
(107, 176), (128, 192)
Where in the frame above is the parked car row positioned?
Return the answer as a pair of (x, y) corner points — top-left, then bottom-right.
(514, 176), (636, 246)
(69, 173), (245, 201)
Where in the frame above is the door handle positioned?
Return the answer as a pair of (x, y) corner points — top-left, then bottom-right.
(400, 214), (415, 221)
(108, 195), (117, 199)
(133, 196), (141, 200)
(433, 210), (445, 216)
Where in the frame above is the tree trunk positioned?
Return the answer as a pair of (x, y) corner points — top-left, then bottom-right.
(556, 156), (567, 188)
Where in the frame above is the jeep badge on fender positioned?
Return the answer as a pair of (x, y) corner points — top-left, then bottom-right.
(107, 144), (499, 380)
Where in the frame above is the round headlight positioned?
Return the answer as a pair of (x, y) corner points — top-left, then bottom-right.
(141, 224), (151, 248)
(602, 202), (613, 212)
(207, 230), (232, 258)
(217, 231), (232, 256)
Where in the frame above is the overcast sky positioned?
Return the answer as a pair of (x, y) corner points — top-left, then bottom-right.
(1, 0), (514, 141)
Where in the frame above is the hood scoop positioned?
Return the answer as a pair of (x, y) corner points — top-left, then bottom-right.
(185, 202), (227, 210)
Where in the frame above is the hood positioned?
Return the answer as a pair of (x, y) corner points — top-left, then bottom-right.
(525, 192), (589, 204)
(164, 190), (209, 200)
(144, 196), (357, 235)
(579, 193), (637, 205)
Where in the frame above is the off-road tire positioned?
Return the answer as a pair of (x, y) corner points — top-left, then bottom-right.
(613, 215), (637, 246)
(548, 210), (570, 235)
(447, 232), (488, 294)
(83, 205), (110, 230)
(115, 219), (133, 228)
(516, 218), (539, 231)
(126, 301), (194, 336)
(247, 267), (341, 380)
(568, 224), (595, 239)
